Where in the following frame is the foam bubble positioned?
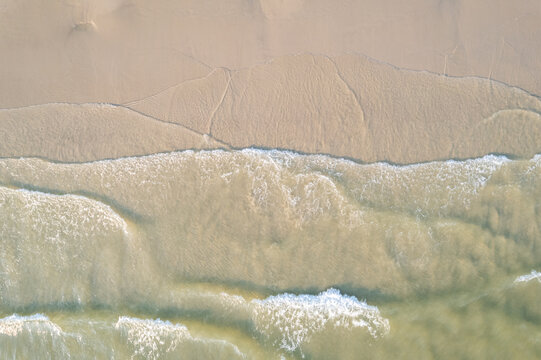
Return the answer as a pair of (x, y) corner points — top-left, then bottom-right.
(524, 154), (541, 176)
(115, 317), (246, 360)
(116, 317), (190, 359)
(251, 288), (390, 352)
(0, 313), (62, 337)
(0, 187), (129, 241)
(514, 270), (541, 284)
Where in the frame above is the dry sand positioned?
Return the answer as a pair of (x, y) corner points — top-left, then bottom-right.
(1, 0), (541, 163)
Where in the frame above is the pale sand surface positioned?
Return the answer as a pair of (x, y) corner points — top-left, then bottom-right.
(209, 54), (541, 163)
(1, 54), (540, 163)
(2, 0), (541, 102)
(1, 1), (541, 163)
(0, 103), (224, 162)
(1, 1), (540, 164)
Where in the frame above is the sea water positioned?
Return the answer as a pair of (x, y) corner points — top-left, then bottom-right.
(0, 149), (540, 359)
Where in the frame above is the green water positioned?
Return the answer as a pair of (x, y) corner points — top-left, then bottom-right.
(0, 149), (540, 359)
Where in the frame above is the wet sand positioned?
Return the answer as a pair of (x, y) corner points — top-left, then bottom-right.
(2, 54), (541, 164)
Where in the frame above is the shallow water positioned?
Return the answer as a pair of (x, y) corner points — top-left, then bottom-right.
(0, 149), (540, 359)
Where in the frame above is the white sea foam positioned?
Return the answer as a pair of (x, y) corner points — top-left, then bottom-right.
(115, 316), (246, 360)
(0, 187), (129, 240)
(251, 288), (390, 353)
(0, 149), (520, 221)
(514, 270), (541, 284)
(0, 313), (62, 337)
(116, 317), (191, 359)
(353, 154), (510, 213)
(0, 186), (130, 307)
(219, 150), (510, 218)
(129, 288), (390, 355)
(524, 154), (541, 176)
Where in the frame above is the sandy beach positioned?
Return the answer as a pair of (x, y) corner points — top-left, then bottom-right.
(1, 0), (541, 163)
(1, 1), (540, 359)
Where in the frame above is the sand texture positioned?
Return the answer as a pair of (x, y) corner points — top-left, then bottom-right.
(2, 0), (541, 102)
(0, 103), (225, 162)
(1, 54), (540, 163)
(1, 0), (541, 163)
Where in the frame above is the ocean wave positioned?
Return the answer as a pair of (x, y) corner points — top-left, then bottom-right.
(0, 150), (539, 299)
(0, 186), (128, 240)
(251, 288), (390, 353)
(115, 316), (246, 360)
(0, 186), (130, 307)
(0, 313), (62, 337)
(113, 288), (389, 356)
(0, 149), (523, 222)
(0, 313), (72, 359)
